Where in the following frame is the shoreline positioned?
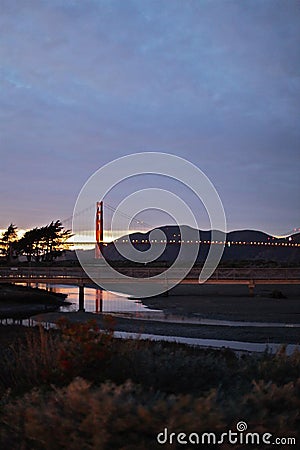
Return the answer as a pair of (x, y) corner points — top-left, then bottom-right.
(1, 282), (299, 347)
(32, 311), (300, 345)
(0, 283), (69, 319)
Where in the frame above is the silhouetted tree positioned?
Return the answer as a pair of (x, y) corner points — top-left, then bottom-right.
(16, 227), (43, 262)
(16, 221), (72, 262)
(0, 223), (18, 261)
(41, 221), (72, 262)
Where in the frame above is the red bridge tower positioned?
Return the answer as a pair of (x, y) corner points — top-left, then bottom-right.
(95, 201), (103, 259)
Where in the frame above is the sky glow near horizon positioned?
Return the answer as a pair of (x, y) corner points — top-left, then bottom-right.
(0, 0), (299, 236)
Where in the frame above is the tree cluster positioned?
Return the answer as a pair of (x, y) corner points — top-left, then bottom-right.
(0, 221), (72, 263)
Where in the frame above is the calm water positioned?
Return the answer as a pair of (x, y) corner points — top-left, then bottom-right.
(5, 284), (299, 355)
(11, 317), (299, 356)
(37, 283), (160, 314)
(31, 284), (300, 328)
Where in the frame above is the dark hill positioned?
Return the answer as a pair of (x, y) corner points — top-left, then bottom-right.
(98, 226), (300, 264)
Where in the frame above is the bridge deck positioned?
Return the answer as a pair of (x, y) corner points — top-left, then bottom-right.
(0, 267), (299, 286)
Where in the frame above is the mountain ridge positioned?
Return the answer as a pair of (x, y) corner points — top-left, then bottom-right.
(69, 226), (300, 264)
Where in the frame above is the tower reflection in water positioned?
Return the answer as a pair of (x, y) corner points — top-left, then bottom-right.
(36, 284), (154, 314)
(95, 289), (103, 313)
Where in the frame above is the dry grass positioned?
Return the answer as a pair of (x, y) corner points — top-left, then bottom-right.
(0, 321), (299, 449)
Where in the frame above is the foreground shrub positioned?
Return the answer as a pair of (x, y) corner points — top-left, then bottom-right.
(240, 378), (300, 437)
(55, 317), (114, 381)
(0, 319), (114, 393)
(257, 345), (300, 385)
(1, 320), (299, 400)
(0, 324), (60, 393)
(0, 321), (299, 448)
(1, 377), (299, 449)
(103, 338), (239, 395)
(0, 378), (223, 450)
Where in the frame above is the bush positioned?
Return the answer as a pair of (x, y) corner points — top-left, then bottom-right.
(0, 318), (114, 393)
(0, 378), (223, 450)
(1, 377), (299, 449)
(55, 317), (114, 381)
(0, 322), (299, 448)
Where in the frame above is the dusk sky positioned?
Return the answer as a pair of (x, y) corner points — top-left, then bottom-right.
(0, 0), (299, 236)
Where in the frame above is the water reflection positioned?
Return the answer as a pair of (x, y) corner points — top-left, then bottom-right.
(113, 331), (300, 356)
(38, 284), (159, 314)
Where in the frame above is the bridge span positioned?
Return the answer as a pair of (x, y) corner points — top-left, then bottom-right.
(1, 266), (299, 311)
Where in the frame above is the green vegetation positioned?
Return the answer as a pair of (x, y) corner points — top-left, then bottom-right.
(0, 221), (72, 263)
(0, 320), (299, 448)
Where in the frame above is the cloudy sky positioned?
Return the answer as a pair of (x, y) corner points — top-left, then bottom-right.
(0, 0), (299, 236)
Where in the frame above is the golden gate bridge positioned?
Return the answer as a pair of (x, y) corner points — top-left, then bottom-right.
(61, 201), (300, 252)
(0, 203), (298, 315)
(15, 200), (294, 312)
